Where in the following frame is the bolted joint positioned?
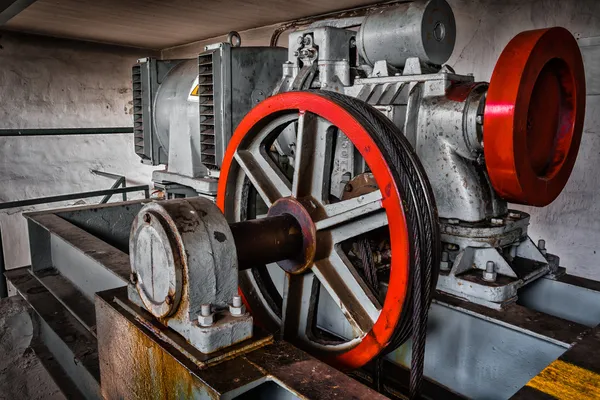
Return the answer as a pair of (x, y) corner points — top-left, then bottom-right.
(129, 272), (138, 285)
(440, 251), (451, 271)
(538, 239), (547, 256)
(229, 295), (246, 317)
(198, 304), (214, 327)
(482, 260), (497, 282)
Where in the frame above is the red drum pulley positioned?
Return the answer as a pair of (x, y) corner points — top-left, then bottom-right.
(483, 27), (586, 206)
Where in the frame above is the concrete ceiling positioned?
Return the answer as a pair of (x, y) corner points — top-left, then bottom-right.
(2, 0), (381, 49)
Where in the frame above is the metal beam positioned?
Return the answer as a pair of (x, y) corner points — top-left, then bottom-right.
(0, 0), (38, 25)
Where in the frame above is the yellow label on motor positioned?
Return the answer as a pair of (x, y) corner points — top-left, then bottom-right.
(527, 359), (600, 399)
(190, 84), (200, 96)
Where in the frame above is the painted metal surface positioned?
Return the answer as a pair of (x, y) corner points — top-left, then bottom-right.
(129, 198), (252, 354)
(357, 0), (456, 67)
(484, 27), (586, 206)
(387, 291), (591, 399)
(96, 287), (387, 400)
(216, 91), (440, 369)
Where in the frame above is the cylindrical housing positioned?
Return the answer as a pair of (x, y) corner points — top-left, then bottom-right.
(357, 0), (456, 68)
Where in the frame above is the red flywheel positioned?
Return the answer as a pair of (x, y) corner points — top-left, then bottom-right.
(484, 27), (586, 206)
(217, 91), (439, 369)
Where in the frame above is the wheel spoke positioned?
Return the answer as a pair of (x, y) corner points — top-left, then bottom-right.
(234, 149), (291, 207)
(315, 190), (387, 243)
(313, 249), (381, 335)
(281, 272), (319, 341)
(291, 112), (334, 201)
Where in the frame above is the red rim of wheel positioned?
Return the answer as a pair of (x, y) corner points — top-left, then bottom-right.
(217, 92), (410, 369)
(484, 27), (586, 206)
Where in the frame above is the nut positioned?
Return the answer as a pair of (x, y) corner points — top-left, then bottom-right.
(508, 211), (521, 219)
(447, 218), (460, 225)
(482, 271), (497, 282)
(491, 218), (504, 226)
(198, 313), (214, 327)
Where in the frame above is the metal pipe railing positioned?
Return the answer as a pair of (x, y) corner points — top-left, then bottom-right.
(0, 127), (133, 136)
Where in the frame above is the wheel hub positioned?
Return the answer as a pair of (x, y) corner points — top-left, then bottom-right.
(267, 197), (316, 275)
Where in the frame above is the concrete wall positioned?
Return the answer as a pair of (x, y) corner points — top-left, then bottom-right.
(0, 32), (158, 270)
(0, 0), (598, 279)
(164, 0), (600, 279)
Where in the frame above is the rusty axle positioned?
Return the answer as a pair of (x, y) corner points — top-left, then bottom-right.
(230, 214), (304, 269)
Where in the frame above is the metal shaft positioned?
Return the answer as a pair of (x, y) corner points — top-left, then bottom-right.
(230, 214), (304, 269)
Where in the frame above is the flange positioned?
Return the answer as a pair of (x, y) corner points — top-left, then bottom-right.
(217, 91), (439, 369)
(483, 27), (586, 206)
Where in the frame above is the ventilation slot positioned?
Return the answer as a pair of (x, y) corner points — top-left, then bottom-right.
(132, 64), (147, 159)
(198, 53), (217, 169)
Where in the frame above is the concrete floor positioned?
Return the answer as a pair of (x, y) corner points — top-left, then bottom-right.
(0, 296), (65, 400)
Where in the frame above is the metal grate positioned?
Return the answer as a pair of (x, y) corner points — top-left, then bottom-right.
(132, 64), (146, 159)
(198, 52), (217, 169)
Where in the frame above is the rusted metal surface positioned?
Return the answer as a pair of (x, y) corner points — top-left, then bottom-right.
(96, 286), (387, 399)
(97, 287), (270, 399)
(266, 197), (317, 274)
(230, 214), (304, 269)
(109, 288), (272, 369)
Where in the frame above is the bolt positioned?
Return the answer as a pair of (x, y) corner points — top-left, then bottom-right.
(129, 272), (138, 284)
(303, 36), (311, 45)
(446, 243), (459, 251)
(538, 239), (547, 256)
(448, 218), (460, 225)
(143, 213), (152, 224)
(491, 218), (504, 226)
(476, 115), (483, 125)
(201, 304), (212, 317)
(344, 183), (353, 192)
(296, 36), (303, 45)
(165, 294), (173, 305)
(293, 51), (299, 57)
(440, 251), (451, 271)
(508, 211), (521, 219)
(482, 261), (497, 282)
(229, 295), (246, 317)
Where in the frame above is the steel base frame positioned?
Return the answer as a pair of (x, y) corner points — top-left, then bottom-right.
(4, 199), (600, 399)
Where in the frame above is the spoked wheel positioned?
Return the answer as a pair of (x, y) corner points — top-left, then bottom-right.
(217, 91), (440, 369)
